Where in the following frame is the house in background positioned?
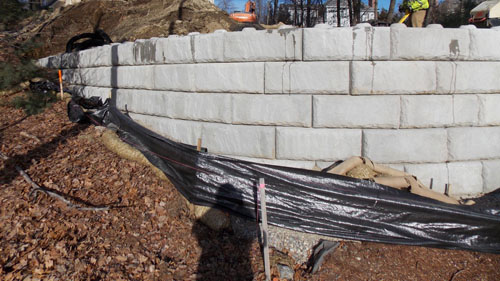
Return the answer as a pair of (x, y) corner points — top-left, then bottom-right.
(281, 0), (375, 27)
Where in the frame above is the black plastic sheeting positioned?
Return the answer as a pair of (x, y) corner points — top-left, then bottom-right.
(69, 96), (500, 254)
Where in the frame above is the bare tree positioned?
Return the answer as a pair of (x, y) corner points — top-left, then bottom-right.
(386, 0), (396, 22)
(337, 0), (341, 26)
(374, 0), (378, 21)
(216, 0), (236, 13)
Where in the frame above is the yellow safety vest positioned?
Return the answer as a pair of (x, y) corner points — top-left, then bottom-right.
(405, 0), (429, 11)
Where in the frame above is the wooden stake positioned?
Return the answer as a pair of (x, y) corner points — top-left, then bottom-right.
(196, 138), (202, 152)
(58, 69), (64, 99)
(259, 178), (271, 281)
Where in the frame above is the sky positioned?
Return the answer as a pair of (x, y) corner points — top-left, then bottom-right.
(228, 0), (403, 13)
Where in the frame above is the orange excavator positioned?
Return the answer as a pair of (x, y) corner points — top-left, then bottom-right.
(229, 0), (258, 23)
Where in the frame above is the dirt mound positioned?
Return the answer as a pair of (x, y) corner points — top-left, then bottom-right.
(33, 0), (235, 57)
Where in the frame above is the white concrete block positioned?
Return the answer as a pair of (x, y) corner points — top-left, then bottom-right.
(313, 95), (400, 128)
(404, 163), (448, 193)
(303, 27), (353, 60)
(192, 32), (224, 63)
(129, 113), (202, 146)
(372, 27), (391, 60)
(114, 42), (135, 66)
(165, 92), (232, 123)
(316, 161), (405, 172)
(60, 52), (80, 69)
(37, 57), (49, 68)
(482, 160), (500, 193)
(401, 95), (453, 128)
(232, 94), (311, 126)
(133, 39), (158, 65)
(362, 129), (448, 163)
(391, 27), (470, 60)
(276, 127), (362, 161)
(265, 61), (350, 94)
(47, 55), (62, 69)
(79, 67), (112, 87)
(224, 28), (302, 61)
(479, 94), (500, 126)
(437, 62), (500, 94)
(77, 86), (111, 101)
(351, 61), (436, 95)
(115, 89), (166, 115)
(61, 68), (83, 85)
(116, 65), (154, 89)
(352, 26), (391, 60)
(469, 28), (500, 60)
(194, 63), (264, 93)
(78, 45), (112, 68)
(227, 155), (316, 170)
(201, 123), (275, 158)
(448, 161), (483, 196)
(155, 36), (194, 64)
(453, 95), (479, 126)
(154, 64), (195, 92)
(448, 127), (500, 161)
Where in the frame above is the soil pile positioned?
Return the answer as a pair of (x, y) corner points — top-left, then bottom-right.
(26, 0), (235, 57)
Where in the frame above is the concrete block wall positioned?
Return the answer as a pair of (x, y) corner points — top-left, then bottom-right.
(39, 24), (500, 197)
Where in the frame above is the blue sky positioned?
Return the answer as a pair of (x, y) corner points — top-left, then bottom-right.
(229, 0), (402, 13)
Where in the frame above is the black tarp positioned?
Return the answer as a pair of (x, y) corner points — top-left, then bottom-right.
(70, 97), (500, 254)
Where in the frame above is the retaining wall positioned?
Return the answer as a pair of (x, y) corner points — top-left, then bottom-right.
(38, 23), (500, 197)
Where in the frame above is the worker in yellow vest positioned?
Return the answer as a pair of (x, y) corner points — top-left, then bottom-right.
(400, 0), (429, 27)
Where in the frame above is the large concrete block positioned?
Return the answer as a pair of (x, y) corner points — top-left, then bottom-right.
(154, 64), (195, 92)
(313, 95), (400, 128)
(453, 95), (479, 126)
(194, 63), (264, 93)
(78, 45), (112, 67)
(479, 94), (500, 126)
(60, 52), (80, 69)
(129, 113), (202, 146)
(362, 129), (448, 163)
(133, 39), (158, 65)
(265, 62), (350, 94)
(166, 92), (232, 123)
(114, 42), (135, 66)
(224, 28), (302, 62)
(437, 62), (500, 94)
(482, 160), (500, 193)
(61, 68), (83, 85)
(303, 27), (353, 60)
(201, 123), (275, 158)
(115, 89), (166, 115)
(351, 61), (436, 95)
(46, 55), (62, 69)
(401, 95), (453, 128)
(448, 161), (483, 196)
(79, 67), (113, 87)
(75, 86), (111, 101)
(233, 94), (311, 126)
(155, 35), (194, 64)
(276, 127), (362, 161)
(448, 127), (500, 161)
(469, 28), (500, 60)
(228, 155), (316, 170)
(192, 32), (225, 63)
(37, 57), (49, 68)
(352, 25), (391, 60)
(391, 27), (470, 60)
(404, 163), (448, 194)
(116, 65), (154, 89)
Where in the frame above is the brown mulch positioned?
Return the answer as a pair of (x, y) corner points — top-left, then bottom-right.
(1, 97), (499, 281)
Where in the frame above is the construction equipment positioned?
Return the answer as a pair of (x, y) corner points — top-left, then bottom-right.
(229, 0), (258, 23)
(469, 0), (500, 27)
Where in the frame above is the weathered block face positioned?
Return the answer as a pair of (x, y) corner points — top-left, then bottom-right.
(38, 24), (500, 196)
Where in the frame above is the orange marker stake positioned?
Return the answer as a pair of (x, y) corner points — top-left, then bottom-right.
(58, 70), (64, 99)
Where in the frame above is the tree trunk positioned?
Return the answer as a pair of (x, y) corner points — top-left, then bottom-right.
(273, 0), (279, 23)
(353, 0), (361, 24)
(337, 0), (341, 26)
(386, 0), (396, 22)
(300, 0), (304, 26)
(374, 0), (378, 21)
(347, 0), (353, 26)
(306, 0), (312, 26)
